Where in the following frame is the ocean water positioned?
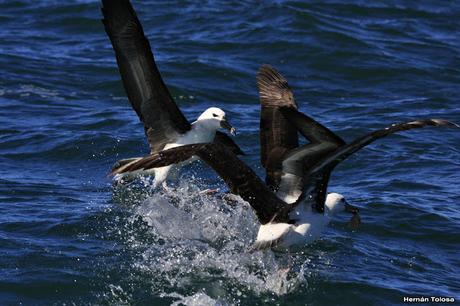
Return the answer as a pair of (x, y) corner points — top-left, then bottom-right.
(0, 0), (459, 305)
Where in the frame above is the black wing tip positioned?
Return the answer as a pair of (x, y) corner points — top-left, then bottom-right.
(101, 0), (133, 11)
(110, 143), (211, 175)
(109, 157), (145, 176)
(258, 64), (277, 74)
(101, 0), (138, 30)
(257, 64), (288, 88)
(306, 117), (459, 176)
(256, 64), (297, 108)
(408, 119), (460, 129)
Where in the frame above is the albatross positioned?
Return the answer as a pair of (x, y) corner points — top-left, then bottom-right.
(255, 64), (355, 248)
(110, 108), (458, 249)
(101, 0), (243, 186)
(109, 61), (458, 249)
(253, 65), (458, 248)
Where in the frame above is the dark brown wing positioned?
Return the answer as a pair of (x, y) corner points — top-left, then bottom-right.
(296, 118), (459, 212)
(279, 110), (458, 213)
(280, 107), (345, 146)
(275, 108), (345, 211)
(307, 119), (459, 178)
(257, 65), (299, 189)
(214, 131), (245, 155)
(111, 144), (205, 173)
(102, 0), (191, 153)
(112, 143), (291, 224)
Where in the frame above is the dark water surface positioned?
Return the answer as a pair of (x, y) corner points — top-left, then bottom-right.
(1, 1), (459, 305)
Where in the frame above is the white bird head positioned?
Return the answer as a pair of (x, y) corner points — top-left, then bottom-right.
(197, 107), (236, 135)
(325, 193), (346, 215)
(324, 193), (358, 215)
(325, 192), (361, 227)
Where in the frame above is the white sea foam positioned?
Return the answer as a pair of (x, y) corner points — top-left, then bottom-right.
(165, 292), (227, 306)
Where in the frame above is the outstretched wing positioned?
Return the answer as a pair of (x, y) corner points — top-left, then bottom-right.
(300, 118), (458, 212)
(276, 107), (345, 212)
(114, 143), (290, 224)
(257, 65), (299, 189)
(279, 110), (458, 214)
(306, 119), (460, 178)
(102, 0), (191, 153)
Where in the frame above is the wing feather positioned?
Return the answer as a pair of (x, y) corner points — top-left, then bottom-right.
(257, 65), (299, 189)
(102, 0), (191, 153)
(111, 143), (291, 224)
(307, 119), (459, 177)
(278, 107), (345, 211)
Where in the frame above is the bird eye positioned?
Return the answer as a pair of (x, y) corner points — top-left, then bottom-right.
(212, 113), (218, 117)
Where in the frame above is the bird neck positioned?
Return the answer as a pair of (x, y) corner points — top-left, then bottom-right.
(188, 120), (217, 142)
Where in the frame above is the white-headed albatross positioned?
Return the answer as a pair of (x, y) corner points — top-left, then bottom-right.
(252, 65), (457, 248)
(101, 0), (243, 186)
(112, 113), (458, 249)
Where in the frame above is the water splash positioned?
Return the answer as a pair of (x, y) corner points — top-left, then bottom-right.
(112, 179), (308, 304)
(165, 292), (227, 306)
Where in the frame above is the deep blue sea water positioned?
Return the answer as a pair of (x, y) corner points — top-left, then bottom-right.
(1, 1), (459, 305)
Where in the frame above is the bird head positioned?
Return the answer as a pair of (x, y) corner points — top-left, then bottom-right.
(197, 107), (236, 135)
(325, 193), (361, 228)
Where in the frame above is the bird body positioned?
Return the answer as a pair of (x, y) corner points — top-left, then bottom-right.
(254, 193), (346, 249)
(114, 107), (232, 186)
(148, 108), (227, 186)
